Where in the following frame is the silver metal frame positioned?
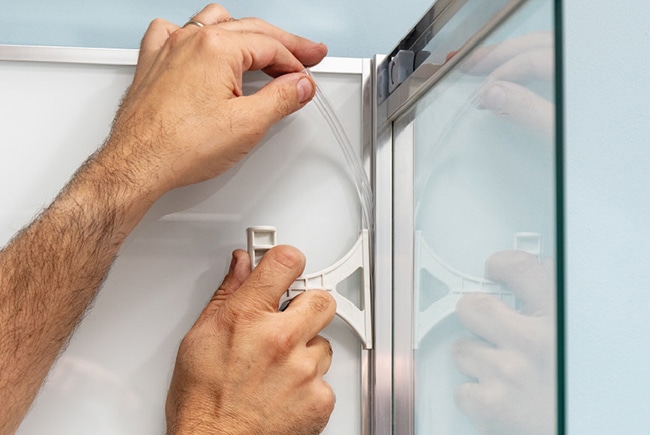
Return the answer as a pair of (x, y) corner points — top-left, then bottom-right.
(371, 54), (393, 435)
(360, 57), (374, 435)
(391, 116), (416, 435)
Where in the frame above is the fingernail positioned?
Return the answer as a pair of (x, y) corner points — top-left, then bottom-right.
(297, 77), (314, 103)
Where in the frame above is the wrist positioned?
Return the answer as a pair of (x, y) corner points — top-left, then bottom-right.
(54, 142), (165, 237)
(166, 405), (226, 435)
(91, 137), (168, 205)
(166, 395), (258, 435)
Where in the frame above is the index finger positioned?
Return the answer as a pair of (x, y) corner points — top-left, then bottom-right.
(456, 292), (532, 348)
(218, 17), (328, 73)
(231, 31), (311, 76)
(228, 245), (306, 314)
(282, 290), (337, 341)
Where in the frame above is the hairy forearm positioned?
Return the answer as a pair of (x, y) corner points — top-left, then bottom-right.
(0, 144), (159, 433)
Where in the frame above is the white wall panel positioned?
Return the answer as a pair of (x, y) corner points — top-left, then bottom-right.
(0, 54), (367, 435)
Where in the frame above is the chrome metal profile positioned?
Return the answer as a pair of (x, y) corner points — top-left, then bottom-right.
(377, 0), (525, 126)
(371, 54), (394, 435)
(376, 0), (467, 103)
(391, 115), (416, 435)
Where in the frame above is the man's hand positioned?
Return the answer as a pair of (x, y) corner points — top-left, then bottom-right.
(100, 3), (327, 199)
(166, 246), (336, 434)
(0, 4), (327, 433)
(454, 251), (556, 435)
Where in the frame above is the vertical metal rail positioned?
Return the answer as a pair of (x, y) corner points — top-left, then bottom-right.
(371, 54), (394, 435)
(391, 117), (416, 435)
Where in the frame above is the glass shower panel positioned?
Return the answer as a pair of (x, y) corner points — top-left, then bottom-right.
(405, 1), (558, 433)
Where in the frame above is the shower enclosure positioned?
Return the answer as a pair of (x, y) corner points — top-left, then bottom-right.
(0, 0), (562, 433)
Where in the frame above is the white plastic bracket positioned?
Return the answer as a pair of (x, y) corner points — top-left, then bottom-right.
(246, 226), (373, 349)
(414, 232), (542, 347)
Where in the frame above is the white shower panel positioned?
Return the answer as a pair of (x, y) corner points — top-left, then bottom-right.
(0, 52), (367, 435)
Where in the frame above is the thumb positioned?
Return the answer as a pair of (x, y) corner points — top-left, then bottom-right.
(228, 245), (306, 314)
(241, 72), (316, 128)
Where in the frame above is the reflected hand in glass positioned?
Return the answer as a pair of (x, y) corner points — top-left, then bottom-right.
(449, 32), (557, 435)
(461, 32), (554, 138)
(454, 250), (556, 435)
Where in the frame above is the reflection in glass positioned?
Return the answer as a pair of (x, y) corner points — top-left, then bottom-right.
(407, 2), (557, 434)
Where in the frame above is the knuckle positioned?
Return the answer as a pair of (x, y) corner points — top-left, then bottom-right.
(194, 27), (221, 50)
(274, 85), (296, 118)
(293, 356), (318, 380)
(220, 302), (255, 331)
(148, 18), (169, 31)
(269, 328), (296, 356)
(166, 29), (185, 49)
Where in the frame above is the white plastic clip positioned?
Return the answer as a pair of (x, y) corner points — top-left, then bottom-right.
(246, 226), (373, 349)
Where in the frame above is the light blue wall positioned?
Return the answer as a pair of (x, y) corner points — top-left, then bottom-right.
(2, 0), (650, 431)
(0, 0), (432, 58)
(564, 1), (650, 432)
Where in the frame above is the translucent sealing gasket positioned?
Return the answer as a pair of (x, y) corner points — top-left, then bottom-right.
(307, 69), (373, 231)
